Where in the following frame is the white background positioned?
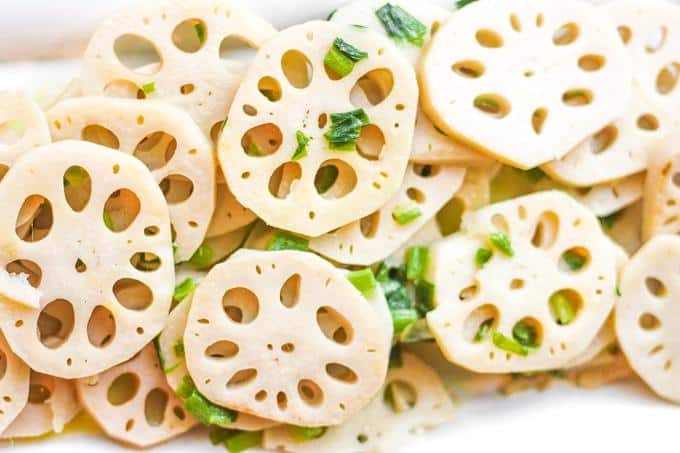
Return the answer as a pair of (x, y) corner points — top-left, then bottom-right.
(1, 0), (679, 451)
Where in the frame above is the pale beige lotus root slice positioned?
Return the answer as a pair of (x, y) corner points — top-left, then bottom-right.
(615, 234), (680, 403)
(427, 191), (618, 373)
(420, 0), (632, 169)
(184, 249), (389, 426)
(218, 21), (419, 237)
(76, 344), (197, 447)
(0, 267), (42, 310)
(48, 97), (215, 262)
(309, 164), (464, 265)
(206, 175), (256, 238)
(1, 372), (79, 438)
(0, 91), (50, 181)
(263, 352), (455, 453)
(0, 140), (174, 378)
(642, 130), (680, 241)
(0, 333), (29, 433)
(80, 0), (276, 137)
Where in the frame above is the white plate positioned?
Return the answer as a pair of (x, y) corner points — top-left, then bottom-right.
(0, 0), (678, 451)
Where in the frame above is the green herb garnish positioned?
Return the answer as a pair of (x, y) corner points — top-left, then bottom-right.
(474, 96), (500, 113)
(103, 211), (114, 230)
(599, 211), (621, 229)
(289, 426), (326, 443)
(63, 166), (89, 188)
(194, 23), (206, 43)
(267, 232), (309, 251)
(405, 246), (429, 281)
(512, 322), (538, 347)
(399, 318), (434, 343)
(391, 308), (419, 333)
(324, 109), (369, 150)
(141, 82), (156, 95)
(225, 431), (262, 453)
(314, 165), (339, 194)
(492, 332), (529, 356)
(488, 232), (514, 257)
(616, 287), (622, 297)
(292, 130), (310, 161)
(392, 202), (422, 225)
(474, 319), (493, 342)
(247, 142), (263, 156)
(173, 277), (196, 303)
(414, 280), (434, 315)
(177, 376), (237, 426)
(475, 248), (492, 269)
(324, 37), (368, 78)
(562, 249), (586, 271)
(347, 268), (377, 296)
(375, 3), (427, 47)
(189, 244), (213, 269)
(549, 291), (576, 325)
(173, 340), (185, 358)
(456, 0), (479, 8)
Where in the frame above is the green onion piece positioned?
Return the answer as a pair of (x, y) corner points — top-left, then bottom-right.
(347, 268), (377, 296)
(247, 142), (263, 156)
(414, 280), (434, 315)
(562, 250), (586, 271)
(63, 166), (89, 188)
(103, 211), (114, 230)
(549, 291), (576, 325)
(391, 307), (419, 333)
(492, 332), (528, 356)
(209, 428), (232, 445)
(141, 82), (156, 95)
(289, 425), (326, 443)
(314, 165), (339, 194)
(375, 263), (413, 311)
(173, 340), (185, 358)
(399, 318), (433, 343)
(456, 0), (479, 8)
(474, 319), (493, 342)
(173, 277), (196, 302)
(375, 3), (427, 47)
(474, 96), (500, 113)
(225, 431), (262, 453)
(324, 109), (369, 150)
(323, 38), (367, 78)
(389, 344), (403, 368)
(405, 246), (429, 281)
(177, 376), (237, 426)
(488, 232), (514, 257)
(190, 244), (213, 269)
(512, 322), (538, 347)
(292, 130), (310, 161)
(267, 232), (309, 251)
(195, 23), (206, 43)
(616, 287), (622, 297)
(475, 248), (492, 269)
(599, 211), (621, 230)
(326, 9), (337, 20)
(392, 202), (422, 225)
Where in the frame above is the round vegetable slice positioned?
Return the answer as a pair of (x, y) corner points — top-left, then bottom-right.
(642, 129), (680, 241)
(206, 176), (256, 238)
(218, 21), (418, 236)
(615, 235), (680, 403)
(309, 163), (464, 265)
(330, 0), (491, 166)
(0, 91), (50, 182)
(1, 372), (79, 438)
(0, 332), (29, 433)
(76, 344), (196, 447)
(184, 249), (389, 426)
(544, 0), (680, 186)
(80, 0), (276, 137)
(427, 191), (618, 372)
(262, 352), (455, 452)
(0, 140), (174, 378)
(48, 97), (215, 261)
(420, 0), (632, 169)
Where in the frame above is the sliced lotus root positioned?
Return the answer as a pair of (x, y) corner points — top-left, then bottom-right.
(76, 344), (196, 447)
(0, 267), (42, 310)
(427, 191), (618, 372)
(206, 173), (256, 238)
(642, 130), (680, 241)
(607, 200), (642, 256)
(80, 0), (276, 137)
(184, 249), (389, 426)
(384, 220), (444, 268)
(0, 333), (29, 433)
(420, 0), (631, 169)
(615, 234), (680, 403)
(565, 315), (616, 369)
(1, 372), (79, 438)
(218, 21), (418, 236)
(309, 164), (464, 265)
(0, 140), (174, 378)
(0, 91), (50, 182)
(48, 97), (215, 262)
(263, 352), (455, 452)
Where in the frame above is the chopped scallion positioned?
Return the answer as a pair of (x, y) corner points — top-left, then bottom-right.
(488, 232), (514, 257)
(347, 268), (377, 296)
(267, 232), (309, 251)
(225, 431), (262, 453)
(375, 3), (427, 47)
(562, 250), (586, 271)
(103, 211), (114, 230)
(492, 332), (529, 356)
(323, 37), (367, 78)
(391, 307), (419, 333)
(194, 23), (206, 43)
(456, 0), (479, 8)
(512, 322), (538, 347)
(173, 277), (196, 302)
(324, 109), (369, 150)
(189, 244), (213, 269)
(63, 166), (89, 188)
(289, 425), (326, 442)
(173, 339), (184, 358)
(314, 165), (339, 194)
(475, 247), (492, 269)
(474, 96), (500, 113)
(599, 211), (621, 229)
(392, 202), (422, 225)
(177, 376), (237, 426)
(549, 291), (576, 325)
(414, 280), (434, 315)
(474, 319), (493, 342)
(405, 246), (429, 281)
(399, 318), (434, 343)
(141, 81), (156, 95)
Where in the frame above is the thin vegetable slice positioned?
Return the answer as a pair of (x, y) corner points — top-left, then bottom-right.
(0, 332), (29, 433)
